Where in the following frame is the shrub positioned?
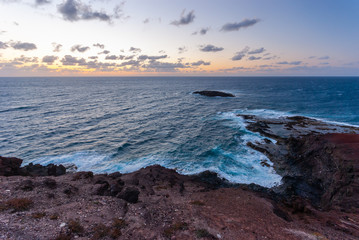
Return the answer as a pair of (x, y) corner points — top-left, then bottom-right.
(164, 222), (189, 237)
(190, 200), (205, 206)
(6, 198), (33, 211)
(32, 212), (46, 219)
(68, 219), (84, 234)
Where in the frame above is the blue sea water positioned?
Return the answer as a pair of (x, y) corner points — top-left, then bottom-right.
(1, 77), (359, 187)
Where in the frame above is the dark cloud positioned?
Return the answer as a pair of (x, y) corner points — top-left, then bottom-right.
(200, 44), (224, 52)
(0, 41), (8, 49)
(193, 27), (209, 35)
(98, 50), (110, 55)
(221, 18), (260, 32)
(93, 43), (104, 49)
(143, 60), (188, 72)
(119, 60), (140, 67)
(71, 44), (90, 52)
(171, 9), (195, 26)
(231, 47), (249, 61)
(248, 47), (265, 54)
(191, 60), (210, 66)
(52, 43), (62, 52)
(129, 47), (141, 53)
(277, 61), (302, 65)
(178, 46), (187, 54)
(105, 55), (119, 60)
(12, 42), (37, 51)
(35, 0), (50, 5)
(138, 55), (167, 61)
(57, 0), (114, 22)
(248, 56), (261, 61)
(61, 55), (86, 65)
(42, 55), (58, 64)
(318, 56), (330, 60)
(88, 56), (98, 59)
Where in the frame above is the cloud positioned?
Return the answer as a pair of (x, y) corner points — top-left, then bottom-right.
(105, 55), (120, 60)
(11, 42), (37, 51)
(199, 44), (224, 52)
(171, 9), (195, 26)
(178, 46), (187, 54)
(58, 0), (112, 22)
(93, 43), (104, 49)
(277, 61), (302, 65)
(138, 55), (167, 61)
(14, 55), (38, 63)
(0, 41), (8, 49)
(119, 60), (140, 67)
(193, 27), (210, 35)
(61, 55), (86, 65)
(52, 43), (62, 52)
(143, 60), (188, 72)
(0, 30), (6, 35)
(88, 56), (98, 59)
(129, 47), (141, 53)
(318, 56), (330, 60)
(71, 44), (90, 52)
(35, 0), (50, 5)
(248, 56), (261, 61)
(248, 47), (265, 54)
(221, 18), (260, 32)
(231, 47), (249, 61)
(143, 18), (149, 24)
(42, 55), (58, 64)
(191, 60), (210, 66)
(98, 50), (110, 55)
(219, 66), (251, 72)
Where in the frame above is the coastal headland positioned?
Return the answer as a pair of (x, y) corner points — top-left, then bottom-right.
(1, 115), (359, 240)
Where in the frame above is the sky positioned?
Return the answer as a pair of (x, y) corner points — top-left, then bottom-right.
(0, 0), (359, 76)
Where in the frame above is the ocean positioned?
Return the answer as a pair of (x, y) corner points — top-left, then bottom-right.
(1, 77), (358, 187)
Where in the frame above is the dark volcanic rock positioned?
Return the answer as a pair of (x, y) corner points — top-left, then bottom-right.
(193, 90), (235, 97)
(20, 163), (66, 177)
(0, 156), (23, 176)
(117, 187), (140, 203)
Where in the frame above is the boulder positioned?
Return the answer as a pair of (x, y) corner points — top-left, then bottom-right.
(117, 187), (140, 203)
(193, 91), (235, 97)
(0, 156), (23, 176)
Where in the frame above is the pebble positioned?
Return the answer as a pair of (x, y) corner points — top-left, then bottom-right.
(60, 223), (66, 228)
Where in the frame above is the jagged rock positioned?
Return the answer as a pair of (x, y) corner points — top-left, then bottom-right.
(0, 156), (23, 176)
(72, 171), (93, 180)
(193, 90), (235, 97)
(117, 187), (140, 203)
(20, 163), (66, 177)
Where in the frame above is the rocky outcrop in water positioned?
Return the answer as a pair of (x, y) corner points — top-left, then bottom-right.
(240, 115), (359, 212)
(193, 90), (235, 97)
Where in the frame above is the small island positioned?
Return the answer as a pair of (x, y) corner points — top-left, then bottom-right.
(193, 91), (235, 97)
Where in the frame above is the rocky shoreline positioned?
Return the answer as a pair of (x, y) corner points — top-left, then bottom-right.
(1, 115), (359, 239)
